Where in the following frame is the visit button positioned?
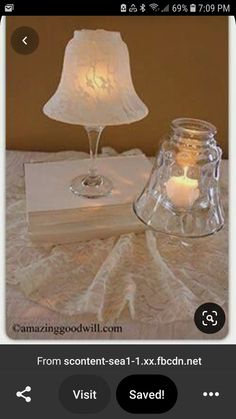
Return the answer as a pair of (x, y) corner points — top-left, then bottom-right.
(59, 375), (111, 414)
(116, 374), (178, 414)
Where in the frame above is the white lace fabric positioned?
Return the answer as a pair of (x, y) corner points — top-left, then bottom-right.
(6, 149), (228, 338)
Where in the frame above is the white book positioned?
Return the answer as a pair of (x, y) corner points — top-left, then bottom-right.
(25, 154), (152, 244)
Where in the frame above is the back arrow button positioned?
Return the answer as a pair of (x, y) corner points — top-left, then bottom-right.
(11, 26), (39, 55)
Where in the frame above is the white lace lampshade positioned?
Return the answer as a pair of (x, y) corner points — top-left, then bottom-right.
(43, 29), (149, 198)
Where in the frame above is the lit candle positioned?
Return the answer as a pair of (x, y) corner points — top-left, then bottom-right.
(166, 167), (199, 209)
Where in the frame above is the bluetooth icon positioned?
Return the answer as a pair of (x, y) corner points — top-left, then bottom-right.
(140, 4), (146, 12)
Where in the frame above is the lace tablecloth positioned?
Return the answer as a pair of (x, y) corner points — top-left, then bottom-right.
(6, 149), (228, 340)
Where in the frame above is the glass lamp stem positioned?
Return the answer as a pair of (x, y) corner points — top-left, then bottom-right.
(85, 126), (104, 178)
(70, 125), (112, 198)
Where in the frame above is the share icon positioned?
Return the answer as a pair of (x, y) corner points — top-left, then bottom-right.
(16, 386), (32, 403)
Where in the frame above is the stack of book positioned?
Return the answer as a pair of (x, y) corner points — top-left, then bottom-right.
(25, 154), (152, 244)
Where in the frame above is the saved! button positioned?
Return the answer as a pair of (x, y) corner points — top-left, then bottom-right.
(116, 374), (178, 414)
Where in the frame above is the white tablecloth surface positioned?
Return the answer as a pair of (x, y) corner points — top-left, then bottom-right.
(6, 149), (228, 340)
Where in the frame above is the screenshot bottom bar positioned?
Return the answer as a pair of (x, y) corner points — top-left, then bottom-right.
(0, 345), (234, 418)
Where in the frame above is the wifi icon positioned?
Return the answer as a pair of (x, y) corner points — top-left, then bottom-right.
(149, 3), (159, 11)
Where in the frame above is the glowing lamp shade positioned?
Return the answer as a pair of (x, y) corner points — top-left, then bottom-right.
(44, 29), (148, 126)
(43, 29), (148, 198)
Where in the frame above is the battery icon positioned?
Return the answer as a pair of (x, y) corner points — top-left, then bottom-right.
(190, 4), (196, 12)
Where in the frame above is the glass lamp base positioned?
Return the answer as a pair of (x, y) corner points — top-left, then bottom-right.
(70, 174), (113, 198)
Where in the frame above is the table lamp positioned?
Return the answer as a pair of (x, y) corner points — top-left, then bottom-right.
(43, 29), (148, 198)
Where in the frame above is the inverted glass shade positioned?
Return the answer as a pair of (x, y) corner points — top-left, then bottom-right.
(43, 29), (148, 126)
(134, 118), (224, 238)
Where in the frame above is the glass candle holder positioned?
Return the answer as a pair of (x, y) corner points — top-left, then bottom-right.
(134, 118), (224, 238)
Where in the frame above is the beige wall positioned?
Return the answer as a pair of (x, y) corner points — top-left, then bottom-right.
(6, 16), (228, 157)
